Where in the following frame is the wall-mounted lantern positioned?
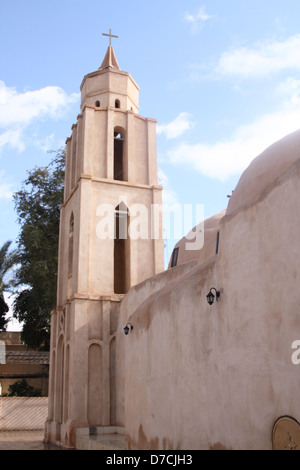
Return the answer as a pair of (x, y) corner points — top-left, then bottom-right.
(123, 323), (134, 335)
(206, 288), (220, 306)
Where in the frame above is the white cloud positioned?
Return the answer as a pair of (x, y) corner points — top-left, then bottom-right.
(184, 6), (211, 24)
(276, 77), (300, 103)
(173, 34), (300, 180)
(3, 293), (23, 331)
(34, 133), (56, 153)
(158, 168), (180, 208)
(0, 81), (79, 153)
(0, 171), (14, 200)
(157, 112), (194, 139)
(0, 81), (79, 126)
(0, 184), (13, 200)
(0, 128), (25, 152)
(215, 34), (300, 79)
(165, 87), (300, 181)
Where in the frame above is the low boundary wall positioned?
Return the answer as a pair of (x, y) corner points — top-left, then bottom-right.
(0, 397), (48, 430)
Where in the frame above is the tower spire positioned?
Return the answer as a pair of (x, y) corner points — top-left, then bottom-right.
(99, 28), (120, 70)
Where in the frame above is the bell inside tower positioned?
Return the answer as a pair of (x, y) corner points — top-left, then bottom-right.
(114, 129), (125, 181)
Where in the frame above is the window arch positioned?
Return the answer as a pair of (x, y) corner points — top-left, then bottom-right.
(95, 100), (100, 107)
(115, 99), (120, 109)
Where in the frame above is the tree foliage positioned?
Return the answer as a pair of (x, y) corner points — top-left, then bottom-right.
(3, 378), (42, 397)
(0, 295), (9, 331)
(0, 240), (18, 331)
(13, 148), (65, 349)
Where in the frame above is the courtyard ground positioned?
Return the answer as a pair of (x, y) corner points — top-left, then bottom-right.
(0, 430), (64, 450)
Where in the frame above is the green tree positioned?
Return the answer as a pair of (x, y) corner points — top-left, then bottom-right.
(4, 379), (42, 397)
(0, 296), (9, 331)
(13, 148), (65, 349)
(0, 240), (18, 331)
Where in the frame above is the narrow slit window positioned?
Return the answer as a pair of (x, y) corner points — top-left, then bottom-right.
(68, 213), (74, 276)
(216, 231), (220, 254)
(171, 247), (179, 268)
(114, 204), (129, 294)
(114, 131), (124, 181)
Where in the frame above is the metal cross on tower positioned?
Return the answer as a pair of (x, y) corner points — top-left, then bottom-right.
(102, 28), (119, 47)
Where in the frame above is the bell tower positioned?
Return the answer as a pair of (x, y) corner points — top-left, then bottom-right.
(45, 36), (164, 448)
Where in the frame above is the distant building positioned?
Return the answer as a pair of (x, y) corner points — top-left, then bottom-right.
(0, 332), (49, 396)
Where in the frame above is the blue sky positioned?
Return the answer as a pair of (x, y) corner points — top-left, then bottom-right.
(2, 0), (300, 328)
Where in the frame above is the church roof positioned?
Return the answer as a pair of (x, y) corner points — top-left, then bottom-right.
(6, 350), (49, 364)
(99, 46), (120, 71)
(227, 128), (300, 216)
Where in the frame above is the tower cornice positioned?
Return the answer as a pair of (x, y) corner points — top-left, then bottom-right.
(80, 67), (139, 92)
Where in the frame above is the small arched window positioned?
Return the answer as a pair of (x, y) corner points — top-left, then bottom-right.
(115, 99), (120, 109)
(95, 100), (100, 107)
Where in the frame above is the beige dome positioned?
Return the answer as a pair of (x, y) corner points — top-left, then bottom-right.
(227, 129), (300, 216)
(168, 129), (300, 269)
(168, 210), (225, 268)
